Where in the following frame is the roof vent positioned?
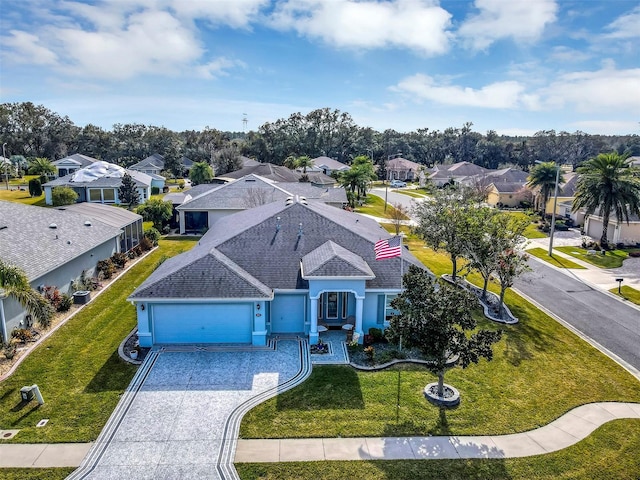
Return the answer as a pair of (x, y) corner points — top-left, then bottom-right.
(84, 220), (92, 226)
(285, 197), (294, 206)
(298, 222), (303, 238)
(276, 216), (281, 232)
(49, 223), (57, 229)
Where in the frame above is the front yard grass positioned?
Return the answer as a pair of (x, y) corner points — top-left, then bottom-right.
(0, 188), (46, 206)
(556, 246), (630, 269)
(527, 247), (586, 269)
(505, 211), (547, 239)
(0, 238), (197, 443)
(0, 468), (75, 480)
(609, 285), (640, 306)
(355, 194), (408, 220)
(237, 419), (640, 480)
(240, 232), (640, 439)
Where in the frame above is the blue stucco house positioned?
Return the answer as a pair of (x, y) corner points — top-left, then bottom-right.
(128, 197), (427, 347)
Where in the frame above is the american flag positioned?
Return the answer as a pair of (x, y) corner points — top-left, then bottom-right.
(374, 236), (402, 260)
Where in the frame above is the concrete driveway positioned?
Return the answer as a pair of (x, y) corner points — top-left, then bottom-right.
(68, 339), (308, 480)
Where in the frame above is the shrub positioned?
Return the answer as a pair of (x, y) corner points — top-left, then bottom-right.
(57, 294), (73, 312)
(139, 236), (154, 252)
(162, 225), (171, 234)
(51, 186), (79, 206)
(144, 227), (161, 246)
(364, 346), (375, 363)
(12, 328), (33, 343)
(28, 178), (42, 197)
(163, 186), (169, 193)
(3, 343), (16, 360)
(151, 186), (160, 195)
(368, 327), (384, 343)
(96, 259), (115, 279)
(178, 179), (185, 190)
(111, 252), (128, 269)
(42, 285), (62, 310)
(629, 251), (640, 258)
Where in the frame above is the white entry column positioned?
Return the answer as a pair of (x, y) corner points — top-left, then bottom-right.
(309, 296), (319, 344)
(355, 295), (364, 344)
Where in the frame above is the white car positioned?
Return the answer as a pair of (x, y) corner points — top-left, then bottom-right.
(389, 180), (407, 187)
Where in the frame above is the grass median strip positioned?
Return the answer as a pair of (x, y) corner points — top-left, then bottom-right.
(0, 238), (197, 443)
(609, 285), (640, 306)
(527, 247), (586, 269)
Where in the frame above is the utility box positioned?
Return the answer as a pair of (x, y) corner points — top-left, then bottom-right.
(73, 291), (91, 305)
(20, 386), (34, 402)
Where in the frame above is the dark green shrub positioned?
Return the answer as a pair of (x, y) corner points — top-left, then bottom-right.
(111, 252), (128, 269)
(96, 259), (115, 279)
(143, 227), (160, 246)
(151, 186), (160, 195)
(12, 328), (33, 343)
(368, 327), (384, 342)
(28, 178), (42, 197)
(57, 294), (73, 312)
(139, 236), (154, 251)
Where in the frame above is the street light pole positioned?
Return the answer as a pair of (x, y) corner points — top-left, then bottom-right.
(548, 164), (561, 257)
(2, 143), (8, 190)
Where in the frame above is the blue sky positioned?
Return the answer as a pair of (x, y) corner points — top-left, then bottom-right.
(1, 0), (638, 136)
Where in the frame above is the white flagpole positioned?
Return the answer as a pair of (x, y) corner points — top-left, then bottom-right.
(399, 235), (403, 289)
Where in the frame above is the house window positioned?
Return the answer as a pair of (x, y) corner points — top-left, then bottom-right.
(326, 292), (338, 319)
(103, 189), (115, 202)
(89, 189), (102, 202)
(341, 292), (348, 318)
(385, 294), (399, 322)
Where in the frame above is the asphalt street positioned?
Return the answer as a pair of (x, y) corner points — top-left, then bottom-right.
(370, 187), (423, 216)
(514, 257), (640, 373)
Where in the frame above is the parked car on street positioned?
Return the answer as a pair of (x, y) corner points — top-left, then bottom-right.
(389, 180), (407, 187)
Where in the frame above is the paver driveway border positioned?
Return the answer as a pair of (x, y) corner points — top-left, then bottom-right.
(67, 338), (311, 480)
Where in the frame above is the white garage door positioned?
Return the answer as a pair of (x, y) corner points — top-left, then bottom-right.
(153, 303), (252, 344)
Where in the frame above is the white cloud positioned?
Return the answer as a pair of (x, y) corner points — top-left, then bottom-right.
(196, 57), (246, 79)
(548, 46), (591, 63)
(458, 0), (558, 50)
(603, 5), (640, 39)
(392, 74), (528, 109)
(539, 66), (640, 112)
(269, 0), (452, 55)
(168, 0), (268, 28)
(2, 31), (58, 65)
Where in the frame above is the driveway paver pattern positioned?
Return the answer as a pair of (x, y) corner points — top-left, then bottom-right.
(68, 339), (308, 480)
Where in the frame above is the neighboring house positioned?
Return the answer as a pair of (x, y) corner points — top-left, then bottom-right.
(584, 210), (640, 246)
(43, 161), (154, 205)
(543, 173), (578, 215)
(0, 201), (122, 341)
(428, 161), (490, 187)
(59, 202), (144, 253)
(176, 174), (347, 234)
(386, 157), (422, 181)
(240, 156), (260, 167)
(52, 154), (100, 178)
(217, 162), (336, 185)
(129, 153), (193, 177)
(129, 197), (426, 347)
(485, 183), (531, 208)
(307, 156), (350, 176)
(164, 184), (218, 229)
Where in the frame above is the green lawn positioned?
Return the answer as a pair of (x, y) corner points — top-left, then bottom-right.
(527, 247), (586, 269)
(0, 468), (75, 480)
(240, 232), (640, 439)
(609, 285), (640, 306)
(504, 211), (547, 239)
(0, 188), (46, 206)
(391, 189), (425, 199)
(0, 238), (197, 443)
(237, 419), (640, 480)
(355, 194), (409, 220)
(556, 246), (630, 269)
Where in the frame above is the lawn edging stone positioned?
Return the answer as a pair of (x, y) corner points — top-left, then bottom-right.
(424, 382), (461, 407)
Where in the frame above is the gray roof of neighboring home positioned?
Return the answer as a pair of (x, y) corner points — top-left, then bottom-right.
(558, 173), (578, 197)
(52, 153), (99, 168)
(0, 201), (122, 281)
(130, 198), (425, 300)
(58, 203), (142, 228)
(178, 175), (346, 210)
(490, 182), (526, 193)
(219, 163), (301, 182)
(311, 156), (349, 171)
(387, 157), (421, 170)
(241, 156), (260, 167)
(484, 167), (528, 183)
(431, 162), (488, 178)
(129, 153), (165, 170)
(302, 241), (375, 278)
(164, 184), (218, 205)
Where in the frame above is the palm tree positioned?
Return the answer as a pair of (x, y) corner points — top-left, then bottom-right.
(0, 260), (53, 342)
(527, 161), (564, 216)
(189, 161), (213, 186)
(339, 156), (376, 207)
(572, 152), (640, 247)
(27, 157), (56, 177)
(295, 156), (313, 174)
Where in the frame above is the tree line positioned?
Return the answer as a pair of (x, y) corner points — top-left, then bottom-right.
(2, 102), (639, 173)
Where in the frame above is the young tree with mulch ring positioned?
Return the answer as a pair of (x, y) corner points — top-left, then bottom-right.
(386, 265), (502, 404)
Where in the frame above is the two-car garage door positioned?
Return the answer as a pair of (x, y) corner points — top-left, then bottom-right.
(152, 303), (252, 344)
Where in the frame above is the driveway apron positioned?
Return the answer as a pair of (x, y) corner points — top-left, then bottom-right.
(68, 339), (308, 480)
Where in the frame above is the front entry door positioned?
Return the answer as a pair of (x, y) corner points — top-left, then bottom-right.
(318, 292), (349, 325)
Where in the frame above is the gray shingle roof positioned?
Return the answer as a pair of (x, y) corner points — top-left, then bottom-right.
(302, 241), (375, 279)
(130, 198), (425, 300)
(129, 153), (165, 170)
(58, 203), (142, 228)
(219, 164), (301, 182)
(52, 154), (99, 168)
(0, 201), (122, 281)
(311, 156), (349, 170)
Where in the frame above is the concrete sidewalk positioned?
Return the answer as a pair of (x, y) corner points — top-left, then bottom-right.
(235, 402), (640, 463)
(2, 402), (638, 468)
